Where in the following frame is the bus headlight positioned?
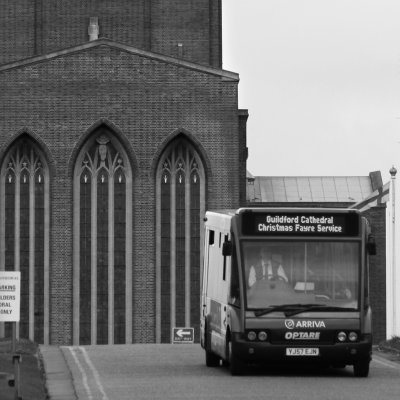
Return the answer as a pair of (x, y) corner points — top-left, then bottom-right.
(258, 331), (268, 341)
(348, 332), (358, 342)
(337, 332), (347, 342)
(247, 331), (257, 341)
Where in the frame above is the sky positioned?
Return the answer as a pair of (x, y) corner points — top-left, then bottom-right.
(222, 0), (400, 183)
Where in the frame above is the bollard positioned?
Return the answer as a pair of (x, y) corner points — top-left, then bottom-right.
(12, 353), (22, 400)
(0, 371), (14, 386)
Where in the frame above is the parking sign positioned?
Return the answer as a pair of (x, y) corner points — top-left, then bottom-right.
(0, 271), (21, 322)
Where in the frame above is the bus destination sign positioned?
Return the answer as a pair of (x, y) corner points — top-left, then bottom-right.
(242, 212), (359, 236)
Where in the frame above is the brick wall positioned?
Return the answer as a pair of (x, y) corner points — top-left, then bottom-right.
(0, 0), (222, 68)
(40, 0), (146, 55)
(151, 0), (222, 67)
(0, 45), (240, 344)
(363, 206), (387, 343)
(238, 109), (249, 206)
(0, 0), (35, 64)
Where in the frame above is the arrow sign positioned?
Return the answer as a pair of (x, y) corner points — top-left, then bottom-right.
(176, 329), (191, 338)
(172, 327), (194, 344)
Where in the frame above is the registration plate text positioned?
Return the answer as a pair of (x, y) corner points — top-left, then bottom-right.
(286, 348), (319, 356)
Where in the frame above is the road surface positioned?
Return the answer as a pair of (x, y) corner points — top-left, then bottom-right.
(47, 344), (400, 400)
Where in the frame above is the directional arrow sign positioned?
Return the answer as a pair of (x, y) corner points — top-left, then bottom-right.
(172, 327), (194, 344)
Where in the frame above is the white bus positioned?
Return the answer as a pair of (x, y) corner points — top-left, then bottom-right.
(200, 208), (376, 376)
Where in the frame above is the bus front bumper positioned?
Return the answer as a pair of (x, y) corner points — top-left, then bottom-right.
(232, 333), (372, 367)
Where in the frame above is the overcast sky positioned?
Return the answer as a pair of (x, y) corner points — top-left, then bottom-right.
(222, 0), (400, 183)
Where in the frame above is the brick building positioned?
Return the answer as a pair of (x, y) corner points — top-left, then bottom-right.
(0, 1), (248, 345)
(0, 1), (388, 347)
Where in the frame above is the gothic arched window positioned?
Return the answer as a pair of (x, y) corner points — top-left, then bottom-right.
(0, 137), (50, 344)
(155, 138), (206, 343)
(72, 129), (133, 345)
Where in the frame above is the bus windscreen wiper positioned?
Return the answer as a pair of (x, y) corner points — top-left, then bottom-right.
(253, 304), (326, 317)
(285, 305), (357, 317)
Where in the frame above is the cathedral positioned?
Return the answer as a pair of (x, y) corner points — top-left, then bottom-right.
(0, 1), (248, 345)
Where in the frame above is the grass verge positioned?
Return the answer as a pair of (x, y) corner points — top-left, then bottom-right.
(0, 339), (47, 400)
(376, 336), (400, 364)
(379, 336), (400, 352)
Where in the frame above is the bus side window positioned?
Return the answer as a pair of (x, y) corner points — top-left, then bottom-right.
(223, 235), (229, 281)
(209, 230), (215, 245)
(229, 239), (240, 306)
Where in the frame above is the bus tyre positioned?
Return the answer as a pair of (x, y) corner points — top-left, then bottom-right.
(227, 340), (243, 375)
(205, 348), (220, 367)
(353, 361), (370, 377)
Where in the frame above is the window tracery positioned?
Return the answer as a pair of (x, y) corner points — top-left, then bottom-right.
(73, 130), (132, 345)
(0, 138), (49, 344)
(156, 138), (205, 343)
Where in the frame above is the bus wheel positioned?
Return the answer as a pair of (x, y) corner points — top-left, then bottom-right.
(227, 340), (243, 375)
(205, 348), (220, 367)
(353, 361), (370, 377)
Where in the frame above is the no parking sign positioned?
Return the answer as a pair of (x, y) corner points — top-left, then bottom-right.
(0, 271), (21, 322)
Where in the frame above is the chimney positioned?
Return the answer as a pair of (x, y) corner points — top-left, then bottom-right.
(369, 171), (383, 191)
(88, 17), (99, 41)
(177, 43), (184, 58)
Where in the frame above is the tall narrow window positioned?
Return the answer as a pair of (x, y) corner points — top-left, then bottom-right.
(0, 138), (50, 344)
(73, 129), (133, 345)
(156, 138), (206, 343)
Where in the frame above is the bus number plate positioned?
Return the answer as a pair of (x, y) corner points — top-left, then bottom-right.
(286, 348), (319, 356)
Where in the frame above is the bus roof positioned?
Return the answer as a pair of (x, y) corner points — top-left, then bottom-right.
(236, 207), (360, 215)
(206, 207), (361, 216)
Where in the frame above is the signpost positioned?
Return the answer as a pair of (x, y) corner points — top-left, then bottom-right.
(0, 271), (21, 400)
(172, 328), (194, 344)
(0, 271), (21, 322)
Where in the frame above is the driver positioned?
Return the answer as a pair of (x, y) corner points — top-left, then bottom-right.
(248, 250), (288, 287)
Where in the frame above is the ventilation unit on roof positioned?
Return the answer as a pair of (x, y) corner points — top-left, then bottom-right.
(88, 17), (99, 41)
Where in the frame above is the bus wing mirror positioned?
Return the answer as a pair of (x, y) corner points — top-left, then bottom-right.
(367, 235), (376, 256)
(222, 241), (233, 257)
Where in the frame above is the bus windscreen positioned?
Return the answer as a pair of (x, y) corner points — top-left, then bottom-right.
(242, 241), (359, 311)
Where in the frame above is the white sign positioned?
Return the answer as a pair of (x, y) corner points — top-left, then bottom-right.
(172, 328), (194, 344)
(0, 271), (21, 322)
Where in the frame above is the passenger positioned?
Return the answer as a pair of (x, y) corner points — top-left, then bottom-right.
(248, 249), (288, 287)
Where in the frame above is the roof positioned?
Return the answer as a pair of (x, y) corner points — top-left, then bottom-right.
(247, 176), (374, 203)
(0, 38), (239, 82)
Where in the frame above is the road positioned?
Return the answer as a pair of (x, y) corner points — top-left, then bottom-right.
(58, 344), (400, 400)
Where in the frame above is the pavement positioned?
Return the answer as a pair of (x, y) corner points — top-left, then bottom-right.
(39, 346), (77, 400)
(39, 345), (400, 400)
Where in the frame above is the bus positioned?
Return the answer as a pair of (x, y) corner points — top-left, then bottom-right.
(200, 208), (376, 376)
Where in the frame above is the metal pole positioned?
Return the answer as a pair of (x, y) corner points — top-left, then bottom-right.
(12, 322), (16, 354)
(13, 322), (21, 400)
(390, 166), (397, 337)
